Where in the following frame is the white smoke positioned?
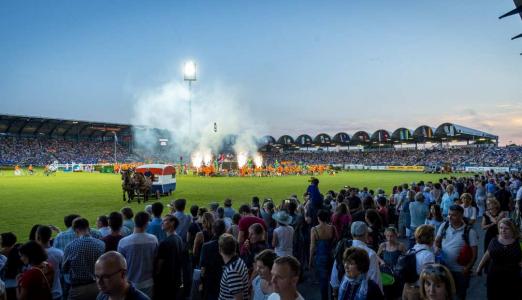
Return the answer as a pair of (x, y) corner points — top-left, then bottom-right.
(131, 79), (264, 165)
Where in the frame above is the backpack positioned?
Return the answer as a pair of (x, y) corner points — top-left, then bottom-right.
(439, 221), (473, 266)
(333, 238), (352, 280)
(395, 248), (426, 283)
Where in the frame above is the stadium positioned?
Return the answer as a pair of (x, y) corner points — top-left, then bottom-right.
(2, 1), (522, 300)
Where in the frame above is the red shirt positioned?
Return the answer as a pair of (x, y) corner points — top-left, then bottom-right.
(19, 265), (54, 300)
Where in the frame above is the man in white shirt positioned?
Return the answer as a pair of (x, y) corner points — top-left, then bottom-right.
(330, 221), (382, 298)
(268, 256), (304, 300)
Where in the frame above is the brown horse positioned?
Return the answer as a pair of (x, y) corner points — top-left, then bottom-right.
(132, 172), (152, 203)
(121, 169), (135, 203)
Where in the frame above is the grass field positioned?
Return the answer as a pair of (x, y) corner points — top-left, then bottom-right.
(0, 170), (455, 241)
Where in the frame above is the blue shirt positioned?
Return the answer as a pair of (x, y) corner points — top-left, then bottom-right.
(54, 228), (102, 251)
(146, 217), (166, 242)
(486, 183), (497, 194)
(63, 236), (105, 285)
(173, 212), (191, 243)
(224, 207), (236, 219)
(118, 233), (158, 289)
(409, 201), (429, 229)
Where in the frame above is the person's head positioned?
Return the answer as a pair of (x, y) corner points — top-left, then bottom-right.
(415, 225), (435, 246)
(72, 217), (90, 235)
(362, 196), (375, 210)
(202, 212), (215, 231)
(97, 216), (109, 229)
(212, 219), (227, 238)
(95, 251), (128, 296)
(335, 203), (348, 215)
(190, 205), (199, 218)
(218, 233), (237, 257)
(29, 224), (44, 241)
(255, 249), (277, 281)
(271, 256), (300, 294)
(419, 264), (456, 300)
(486, 198), (500, 213)
(151, 202), (164, 218)
(428, 204), (443, 221)
(384, 227), (398, 243)
(0, 232), (17, 249)
(239, 204), (251, 215)
(498, 218), (519, 240)
(365, 209), (382, 229)
(174, 198), (186, 211)
(120, 207), (133, 220)
(19, 241), (47, 265)
(350, 221), (368, 241)
(108, 212), (123, 232)
(224, 198), (232, 208)
(248, 223), (265, 243)
(377, 196), (387, 208)
(36, 225), (52, 246)
(134, 211), (150, 229)
(445, 184), (454, 193)
(415, 192), (425, 203)
(64, 214), (81, 228)
(217, 207), (225, 219)
(343, 247), (370, 279)
(317, 209), (330, 223)
(232, 213), (241, 225)
(161, 214), (179, 233)
(252, 196), (260, 207)
(448, 205), (464, 227)
(460, 193), (472, 206)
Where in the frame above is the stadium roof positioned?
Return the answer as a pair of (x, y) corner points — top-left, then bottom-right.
(0, 114), (132, 139)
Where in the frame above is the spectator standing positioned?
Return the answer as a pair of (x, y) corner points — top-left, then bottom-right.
(101, 212), (125, 252)
(481, 198), (508, 251)
(441, 185), (458, 218)
(121, 208), (135, 234)
(36, 226), (64, 300)
(476, 218), (522, 300)
(117, 212), (158, 297)
(272, 211), (294, 257)
(460, 194), (477, 225)
(17, 241), (54, 300)
(251, 250), (277, 300)
(435, 205), (478, 300)
(96, 216), (110, 238)
(224, 198), (236, 219)
(240, 223), (268, 270)
(170, 199), (191, 244)
(218, 234), (249, 300)
(63, 218), (105, 300)
(95, 251), (150, 300)
(193, 212), (215, 267)
(425, 204), (444, 233)
(331, 203), (351, 239)
(53, 214), (80, 251)
(154, 215), (185, 300)
(419, 264), (456, 300)
(146, 202), (166, 242)
(268, 256), (304, 300)
(495, 181), (512, 213)
(475, 181), (487, 217)
(310, 209), (336, 300)
(377, 227), (406, 269)
(0, 232), (22, 300)
(200, 220), (226, 300)
(237, 205), (266, 252)
(409, 193), (429, 242)
(337, 247), (384, 300)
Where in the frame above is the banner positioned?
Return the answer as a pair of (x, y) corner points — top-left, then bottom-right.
(386, 166), (425, 172)
(464, 166), (510, 173)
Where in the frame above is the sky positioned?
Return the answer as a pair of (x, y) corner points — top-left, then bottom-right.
(1, 0), (521, 145)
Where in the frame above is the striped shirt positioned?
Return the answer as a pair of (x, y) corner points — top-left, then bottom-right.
(219, 256), (249, 300)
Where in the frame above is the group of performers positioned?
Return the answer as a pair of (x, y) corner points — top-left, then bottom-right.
(190, 160), (334, 177)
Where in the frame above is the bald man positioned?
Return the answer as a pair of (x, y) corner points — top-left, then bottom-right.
(95, 251), (150, 300)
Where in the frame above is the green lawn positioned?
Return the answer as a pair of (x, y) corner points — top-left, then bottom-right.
(0, 170), (454, 241)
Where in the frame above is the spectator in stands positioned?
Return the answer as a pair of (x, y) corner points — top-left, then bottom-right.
(63, 218), (105, 300)
(146, 202), (166, 242)
(268, 256), (303, 300)
(120, 207), (135, 234)
(102, 212), (125, 252)
(419, 264), (456, 300)
(251, 249), (277, 300)
(17, 241), (54, 300)
(154, 215), (185, 300)
(95, 251), (150, 300)
(36, 226), (64, 300)
(435, 205), (478, 300)
(117, 212), (157, 297)
(200, 220), (227, 300)
(53, 214), (81, 251)
(218, 234), (249, 300)
(96, 216), (110, 238)
(337, 247), (384, 300)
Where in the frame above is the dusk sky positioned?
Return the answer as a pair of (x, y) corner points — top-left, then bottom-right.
(1, 1), (521, 144)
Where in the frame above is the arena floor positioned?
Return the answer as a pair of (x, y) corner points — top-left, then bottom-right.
(0, 169), (456, 241)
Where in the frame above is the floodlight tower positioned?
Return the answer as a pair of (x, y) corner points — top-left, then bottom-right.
(183, 61), (197, 136)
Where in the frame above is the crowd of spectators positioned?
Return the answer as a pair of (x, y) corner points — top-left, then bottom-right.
(263, 146), (522, 169)
(2, 171), (522, 300)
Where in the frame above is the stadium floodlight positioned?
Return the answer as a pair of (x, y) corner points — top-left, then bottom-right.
(184, 61), (197, 82)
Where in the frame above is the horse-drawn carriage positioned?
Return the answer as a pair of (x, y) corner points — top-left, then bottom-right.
(121, 164), (176, 203)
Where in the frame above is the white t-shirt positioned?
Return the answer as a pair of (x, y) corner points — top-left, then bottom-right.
(461, 205), (477, 222)
(516, 186), (522, 201)
(273, 225), (294, 257)
(436, 223), (478, 272)
(267, 292), (304, 300)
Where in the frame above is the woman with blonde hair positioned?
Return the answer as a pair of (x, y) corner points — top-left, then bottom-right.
(193, 212), (214, 267)
(476, 218), (522, 299)
(481, 198), (508, 251)
(419, 263), (456, 300)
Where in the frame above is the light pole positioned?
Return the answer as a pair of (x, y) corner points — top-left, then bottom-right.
(184, 61), (197, 136)
(112, 131), (117, 164)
